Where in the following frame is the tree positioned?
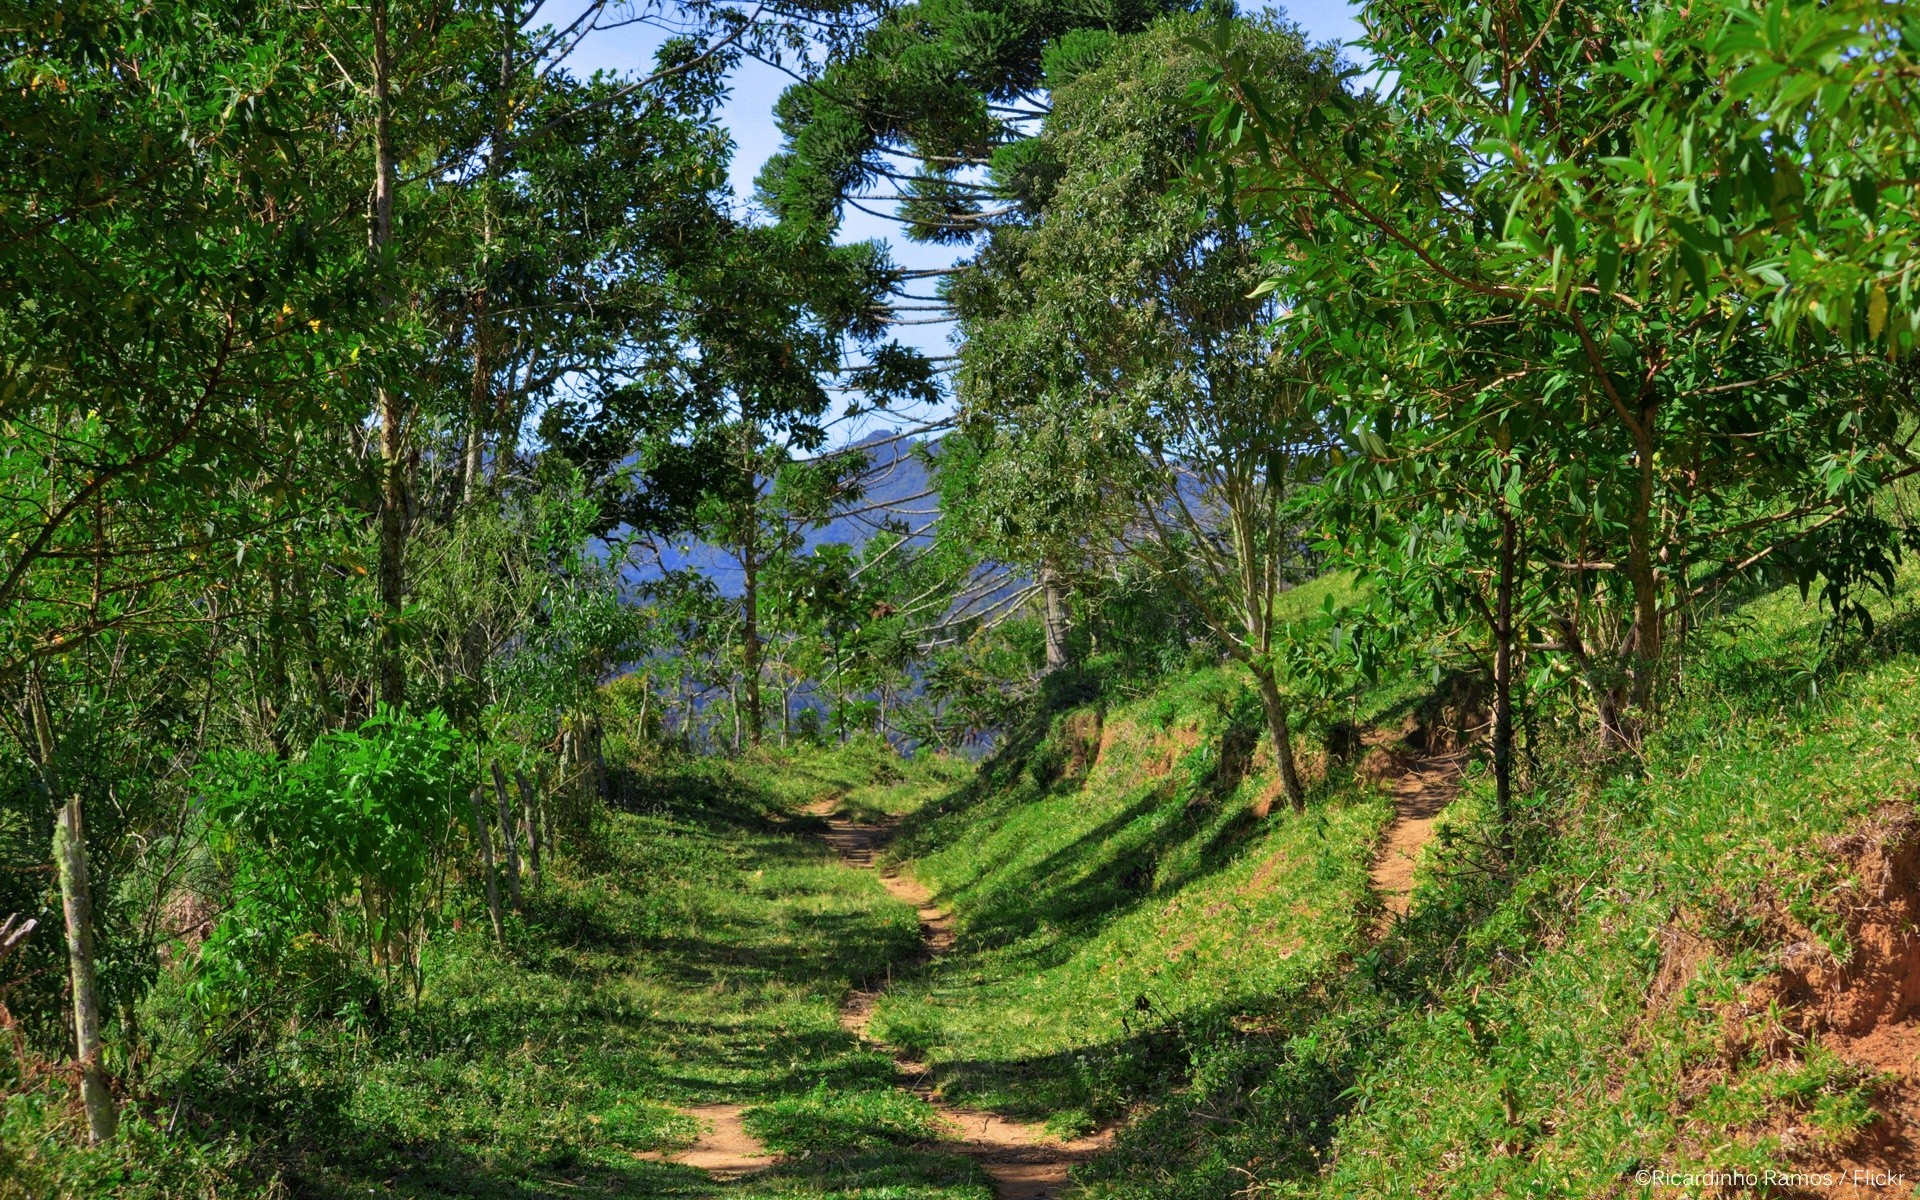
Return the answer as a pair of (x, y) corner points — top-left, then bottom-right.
(954, 16), (1340, 807)
(550, 218), (935, 745)
(1194, 0), (1917, 747)
(0, 0), (374, 1138)
(760, 0), (1190, 243)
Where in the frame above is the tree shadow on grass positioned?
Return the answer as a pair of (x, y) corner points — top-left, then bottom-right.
(294, 1144), (730, 1199)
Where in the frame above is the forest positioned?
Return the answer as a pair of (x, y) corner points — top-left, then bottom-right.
(3, 0), (1920, 1196)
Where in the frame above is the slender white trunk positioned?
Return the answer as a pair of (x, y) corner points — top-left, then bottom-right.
(30, 685), (114, 1142)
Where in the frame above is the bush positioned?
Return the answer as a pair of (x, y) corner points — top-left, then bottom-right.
(189, 707), (473, 1020)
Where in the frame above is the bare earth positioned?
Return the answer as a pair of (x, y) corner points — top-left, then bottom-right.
(1367, 742), (1467, 929)
(812, 800), (1111, 1200)
(635, 1102), (777, 1177)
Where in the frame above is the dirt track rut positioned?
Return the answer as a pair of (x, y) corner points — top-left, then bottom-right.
(812, 800), (1110, 1200)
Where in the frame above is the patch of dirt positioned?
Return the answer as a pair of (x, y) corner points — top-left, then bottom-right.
(636, 1103), (778, 1177)
(1364, 725), (1468, 931)
(808, 797), (1112, 1200)
(1646, 921), (1718, 1015)
(1783, 810), (1920, 1037)
(814, 802), (953, 1038)
(1750, 807), (1920, 1188)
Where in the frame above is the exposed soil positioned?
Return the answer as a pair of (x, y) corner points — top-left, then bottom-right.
(1761, 807), (1920, 1192)
(1363, 726), (1468, 930)
(635, 1102), (778, 1178)
(810, 799), (1112, 1200)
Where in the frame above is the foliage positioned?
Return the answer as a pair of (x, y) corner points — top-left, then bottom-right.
(194, 708), (472, 1007)
(4, 748), (977, 1198)
(6, 0), (1920, 1188)
(952, 15), (1350, 802)
(1187, 0), (1918, 751)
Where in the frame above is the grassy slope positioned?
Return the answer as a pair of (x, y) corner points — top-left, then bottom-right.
(1, 746), (989, 1200)
(872, 664), (1395, 1133)
(853, 572), (1427, 1135)
(1076, 581), (1920, 1198)
(1293, 584), (1920, 1197)
(856, 575), (1920, 1197)
(10, 573), (1916, 1199)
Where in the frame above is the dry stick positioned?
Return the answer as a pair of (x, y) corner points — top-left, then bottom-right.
(489, 761), (523, 911)
(468, 786), (504, 944)
(0, 914), (34, 964)
(513, 769), (542, 887)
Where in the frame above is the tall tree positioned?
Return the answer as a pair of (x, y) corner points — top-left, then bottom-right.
(549, 220), (935, 745)
(1194, 0), (1918, 744)
(954, 15), (1340, 806)
(0, 1), (374, 1135)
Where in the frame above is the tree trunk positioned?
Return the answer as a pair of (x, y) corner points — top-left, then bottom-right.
(1252, 666), (1304, 812)
(461, 7), (512, 505)
(53, 797), (115, 1143)
(29, 683), (114, 1142)
(371, 0), (407, 711)
(463, 289), (491, 506)
(513, 769), (542, 887)
(1555, 612), (1629, 749)
(489, 761), (522, 911)
(1493, 509), (1516, 831)
(468, 786), (504, 943)
(740, 541), (763, 747)
(288, 551), (339, 727)
(1041, 560), (1071, 674)
(1624, 417), (1661, 716)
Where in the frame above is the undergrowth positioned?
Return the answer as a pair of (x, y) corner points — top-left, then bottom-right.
(1072, 579), (1920, 1198)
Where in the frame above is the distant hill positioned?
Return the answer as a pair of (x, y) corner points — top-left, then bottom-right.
(624, 430), (939, 597)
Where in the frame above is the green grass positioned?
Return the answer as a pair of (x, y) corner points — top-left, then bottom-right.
(12, 573), (1919, 1199)
(734, 735), (976, 822)
(2, 752), (992, 1200)
(872, 665), (1391, 1133)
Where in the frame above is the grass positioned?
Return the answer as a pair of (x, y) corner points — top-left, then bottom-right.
(10, 572), (1919, 1199)
(1, 751), (991, 1200)
(871, 665), (1393, 1133)
(1075, 578), (1920, 1198)
(733, 735), (976, 823)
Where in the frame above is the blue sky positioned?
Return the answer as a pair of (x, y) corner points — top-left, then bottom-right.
(560, 1), (1365, 369)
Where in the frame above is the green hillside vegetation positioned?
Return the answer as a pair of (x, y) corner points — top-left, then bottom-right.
(7, 0), (1920, 1195)
(875, 667), (1388, 1131)
(4, 751), (992, 1199)
(870, 576), (1920, 1198)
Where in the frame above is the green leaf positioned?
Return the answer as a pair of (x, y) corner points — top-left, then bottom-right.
(1850, 176), (1879, 222)
(1676, 244), (1710, 294)
(1596, 233), (1622, 295)
(1552, 202), (1577, 254)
